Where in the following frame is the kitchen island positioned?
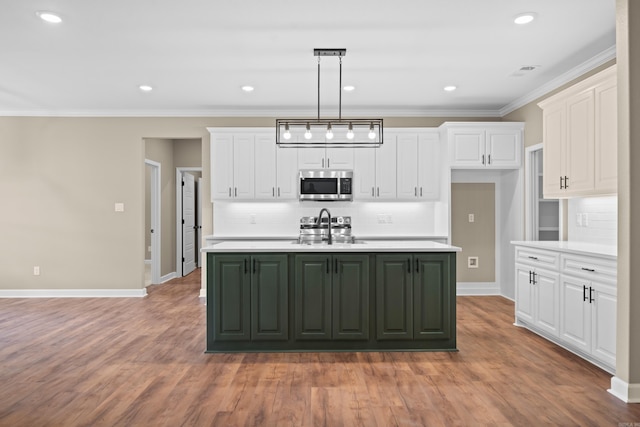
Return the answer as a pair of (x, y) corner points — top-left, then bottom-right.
(203, 240), (460, 352)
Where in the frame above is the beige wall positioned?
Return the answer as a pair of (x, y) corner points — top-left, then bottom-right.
(1, 115), (490, 291)
(451, 183), (496, 282)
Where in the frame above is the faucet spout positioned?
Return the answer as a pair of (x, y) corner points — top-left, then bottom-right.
(316, 208), (332, 245)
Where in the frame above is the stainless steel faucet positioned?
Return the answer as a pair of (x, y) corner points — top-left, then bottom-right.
(317, 208), (332, 245)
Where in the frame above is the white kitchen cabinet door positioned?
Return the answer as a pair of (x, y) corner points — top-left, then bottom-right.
(591, 285), (617, 368)
(326, 147), (354, 169)
(515, 264), (535, 324)
(211, 134), (234, 200)
(232, 135), (255, 199)
(449, 129), (485, 167)
(297, 147), (325, 169)
(396, 134), (419, 199)
(353, 147), (377, 199)
(542, 103), (566, 198)
(276, 146), (298, 199)
(559, 276), (591, 354)
(418, 132), (440, 199)
(486, 130), (521, 168)
(594, 77), (618, 194)
(533, 269), (560, 337)
(254, 134), (277, 199)
(565, 91), (595, 195)
(375, 135), (397, 199)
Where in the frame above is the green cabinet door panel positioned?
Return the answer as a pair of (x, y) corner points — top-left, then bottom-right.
(212, 255), (251, 341)
(332, 255), (370, 340)
(375, 255), (413, 340)
(251, 255), (288, 341)
(414, 254), (452, 340)
(295, 255), (332, 340)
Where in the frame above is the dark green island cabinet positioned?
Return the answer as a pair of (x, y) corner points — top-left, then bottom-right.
(206, 251), (456, 352)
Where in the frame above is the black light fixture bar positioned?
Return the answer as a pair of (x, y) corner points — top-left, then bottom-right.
(276, 48), (383, 148)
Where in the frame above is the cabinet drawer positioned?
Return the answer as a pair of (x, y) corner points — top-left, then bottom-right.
(561, 253), (617, 284)
(515, 247), (560, 270)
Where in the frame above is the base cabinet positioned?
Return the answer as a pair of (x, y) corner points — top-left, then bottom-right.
(376, 254), (453, 341)
(207, 251), (456, 352)
(514, 245), (616, 372)
(208, 254), (288, 346)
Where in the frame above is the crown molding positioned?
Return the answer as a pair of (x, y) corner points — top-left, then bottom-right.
(499, 45), (616, 116)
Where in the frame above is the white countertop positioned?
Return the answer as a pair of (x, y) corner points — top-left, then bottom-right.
(202, 240), (461, 253)
(511, 240), (617, 259)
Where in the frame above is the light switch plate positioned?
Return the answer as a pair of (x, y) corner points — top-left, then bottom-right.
(468, 214), (475, 223)
(115, 203), (125, 212)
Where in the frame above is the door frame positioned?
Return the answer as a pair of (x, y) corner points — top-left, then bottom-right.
(176, 167), (203, 276)
(145, 159), (161, 285)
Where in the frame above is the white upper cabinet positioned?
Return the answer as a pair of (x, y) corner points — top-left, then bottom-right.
(254, 134), (277, 199)
(353, 133), (397, 200)
(210, 132), (255, 200)
(297, 146), (354, 169)
(275, 146), (298, 199)
(396, 131), (440, 200)
(538, 65), (617, 198)
(444, 122), (523, 169)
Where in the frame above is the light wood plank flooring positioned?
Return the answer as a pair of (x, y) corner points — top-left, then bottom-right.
(1, 270), (638, 426)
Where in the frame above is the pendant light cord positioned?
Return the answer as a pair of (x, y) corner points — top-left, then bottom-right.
(317, 57), (321, 120)
(339, 56), (342, 120)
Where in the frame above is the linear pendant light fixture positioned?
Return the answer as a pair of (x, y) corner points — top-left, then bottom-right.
(276, 49), (383, 148)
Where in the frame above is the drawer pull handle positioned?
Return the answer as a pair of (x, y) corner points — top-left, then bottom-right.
(528, 256), (538, 260)
(581, 267), (596, 272)
(583, 285), (588, 302)
(589, 286), (594, 303)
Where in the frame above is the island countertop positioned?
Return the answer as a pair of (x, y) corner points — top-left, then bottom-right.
(202, 240), (461, 253)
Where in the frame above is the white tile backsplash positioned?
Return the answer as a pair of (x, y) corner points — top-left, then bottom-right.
(568, 196), (617, 246)
(213, 201), (449, 238)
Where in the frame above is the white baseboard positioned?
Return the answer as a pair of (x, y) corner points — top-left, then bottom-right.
(160, 272), (177, 283)
(456, 282), (500, 296)
(0, 288), (148, 298)
(609, 376), (640, 403)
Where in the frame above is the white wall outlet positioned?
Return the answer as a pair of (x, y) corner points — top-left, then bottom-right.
(468, 213), (475, 223)
(33, 266), (40, 276)
(147, 246), (152, 252)
(467, 257), (479, 269)
(377, 214), (386, 224)
(115, 202), (125, 212)
(583, 213), (589, 226)
(576, 213), (583, 227)
(249, 214), (256, 224)
(385, 214), (392, 223)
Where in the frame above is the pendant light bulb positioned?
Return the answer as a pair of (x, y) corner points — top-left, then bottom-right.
(304, 123), (312, 140)
(368, 123), (376, 140)
(326, 123), (334, 140)
(283, 123), (291, 140)
(346, 123), (355, 140)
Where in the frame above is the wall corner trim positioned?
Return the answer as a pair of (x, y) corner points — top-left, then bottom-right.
(608, 376), (640, 403)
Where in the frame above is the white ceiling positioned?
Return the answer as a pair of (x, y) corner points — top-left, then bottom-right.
(0, 0), (616, 117)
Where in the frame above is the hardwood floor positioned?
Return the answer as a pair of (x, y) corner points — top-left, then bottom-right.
(1, 271), (638, 426)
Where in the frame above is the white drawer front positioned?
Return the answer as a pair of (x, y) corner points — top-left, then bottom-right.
(561, 253), (617, 284)
(515, 246), (560, 269)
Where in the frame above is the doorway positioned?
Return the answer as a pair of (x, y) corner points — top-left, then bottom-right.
(145, 159), (161, 285)
(525, 144), (561, 241)
(176, 167), (202, 277)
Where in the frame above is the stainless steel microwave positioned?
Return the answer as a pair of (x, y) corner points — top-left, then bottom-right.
(299, 169), (353, 201)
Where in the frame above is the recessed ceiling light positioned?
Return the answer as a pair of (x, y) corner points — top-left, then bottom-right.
(514, 13), (536, 25)
(343, 85), (355, 92)
(36, 11), (62, 23)
(444, 85), (457, 92)
(241, 86), (254, 92)
(139, 85), (153, 92)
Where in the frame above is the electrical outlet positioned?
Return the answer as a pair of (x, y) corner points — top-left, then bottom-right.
(147, 246), (151, 252)
(114, 202), (125, 212)
(576, 213), (583, 227)
(249, 214), (256, 224)
(467, 257), (479, 269)
(385, 214), (392, 223)
(583, 213), (589, 226)
(377, 214), (386, 224)
(468, 213), (475, 223)
(33, 266), (40, 276)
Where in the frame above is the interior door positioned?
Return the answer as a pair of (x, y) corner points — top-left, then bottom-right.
(182, 172), (196, 276)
